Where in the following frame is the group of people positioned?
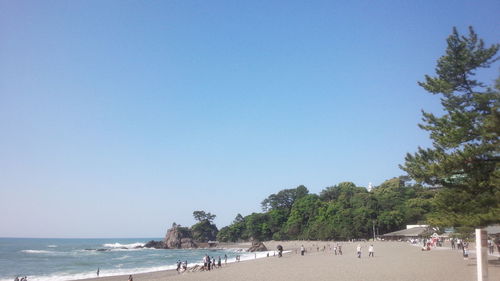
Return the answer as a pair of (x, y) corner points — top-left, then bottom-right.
(356, 244), (374, 258)
(202, 254), (226, 271)
(298, 243), (372, 258)
(176, 260), (188, 273)
(14, 277), (27, 281)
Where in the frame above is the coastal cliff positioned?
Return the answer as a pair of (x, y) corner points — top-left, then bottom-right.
(164, 226), (197, 248)
(143, 225), (197, 249)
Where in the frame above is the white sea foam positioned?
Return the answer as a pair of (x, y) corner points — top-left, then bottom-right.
(8, 248), (278, 281)
(47, 245), (58, 248)
(21, 250), (54, 254)
(0, 264), (180, 281)
(113, 255), (131, 260)
(103, 242), (145, 248)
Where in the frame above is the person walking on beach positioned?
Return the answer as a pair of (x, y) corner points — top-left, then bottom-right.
(337, 243), (342, 255)
(368, 245), (374, 257)
(207, 256), (212, 270)
(176, 260), (181, 273)
(128, 275), (133, 281)
(97, 267), (100, 277)
(14, 277), (19, 281)
(224, 254), (227, 264)
(217, 256), (221, 267)
(203, 255), (208, 270)
(300, 245), (305, 256)
(488, 238), (494, 254)
(356, 244), (362, 258)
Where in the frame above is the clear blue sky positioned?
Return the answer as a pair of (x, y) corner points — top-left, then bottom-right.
(1, 0), (499, 238)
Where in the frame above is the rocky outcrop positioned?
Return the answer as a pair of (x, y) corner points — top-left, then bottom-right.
(164, 226), (198, 249)
(248, 241), (267, 252)
(143, 240), (166, 249)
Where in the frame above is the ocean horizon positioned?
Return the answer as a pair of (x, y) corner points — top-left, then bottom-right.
(0, 238), (257, 281)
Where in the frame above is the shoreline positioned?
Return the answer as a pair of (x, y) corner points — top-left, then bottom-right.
(72, 240), (500, 281)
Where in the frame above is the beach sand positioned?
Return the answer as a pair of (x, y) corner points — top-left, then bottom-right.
(79, 241), (500, 281)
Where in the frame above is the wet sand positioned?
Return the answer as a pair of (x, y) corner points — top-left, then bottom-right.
(78, 241), (500, 281)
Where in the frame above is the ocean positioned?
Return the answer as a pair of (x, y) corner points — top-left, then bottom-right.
(0, 238), (257, 281)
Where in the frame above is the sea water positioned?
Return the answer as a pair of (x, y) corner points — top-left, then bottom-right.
(0, 238), (257, 281)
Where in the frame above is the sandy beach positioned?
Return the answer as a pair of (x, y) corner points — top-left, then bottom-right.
(77, 241), (500, 281)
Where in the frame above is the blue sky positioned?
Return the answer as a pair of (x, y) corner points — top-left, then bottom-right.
(1, 0), (499, 238)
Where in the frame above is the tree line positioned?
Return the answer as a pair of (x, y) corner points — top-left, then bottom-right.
(216, 179), (434, 242)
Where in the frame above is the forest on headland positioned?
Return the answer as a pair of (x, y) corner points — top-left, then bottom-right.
(216, 179), (433, 241)
(176, 26), (499, 243)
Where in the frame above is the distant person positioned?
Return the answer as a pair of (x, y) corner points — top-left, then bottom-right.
(183, 260), (187, 271)
(176, 260), (181, 273)
(356, 244), (362, 258)
(224, 254), (227, 264)
(463, 245), (469, 260)
(207, 256), (212, 270)
(495, 236), (500, 253)
(128, 275), (133, 281)
(300, 245), (305, 256)
(203, 255), (208, 270)
(14, 277), (19, 281)
(212, 257), (216, 268)
(97, 267), (100, 277)
(337, 244), (343, 255)
(217, 256), (221, 267)
(488, 238), (494, 254)
(451, 238), (455, 249)
(369, 245), (374, 257)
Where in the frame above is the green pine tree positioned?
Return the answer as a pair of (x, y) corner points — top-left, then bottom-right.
(400, 26), (500, 227)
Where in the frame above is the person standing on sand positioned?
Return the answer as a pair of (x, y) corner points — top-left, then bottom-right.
(356, 244), (362, 258)
(224, 254), (227, 264)
(300, 245), (305, 256)
(488, 238), (494, 254)
(128, 275), (133, 281)
(176, 260), (181, 273)
(369, 245), (374, 257)
(97, 267), (100, 277)
(218, 256), (221, 267)
(337, 243), (342, 255)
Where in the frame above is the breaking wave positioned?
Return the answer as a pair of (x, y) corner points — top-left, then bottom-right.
(21, 250), (54, 254)
(103, 242), (145, 249)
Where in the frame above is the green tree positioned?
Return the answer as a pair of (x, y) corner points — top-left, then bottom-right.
(244, 213), (272, 241)
(192, 210), (216, 223)
(401, 26), (500, 227)
(191, 210), (218, 242)
(283, 194), (322, 239)
(261, 185), (309, 212)
(191, 220), (218, 242)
